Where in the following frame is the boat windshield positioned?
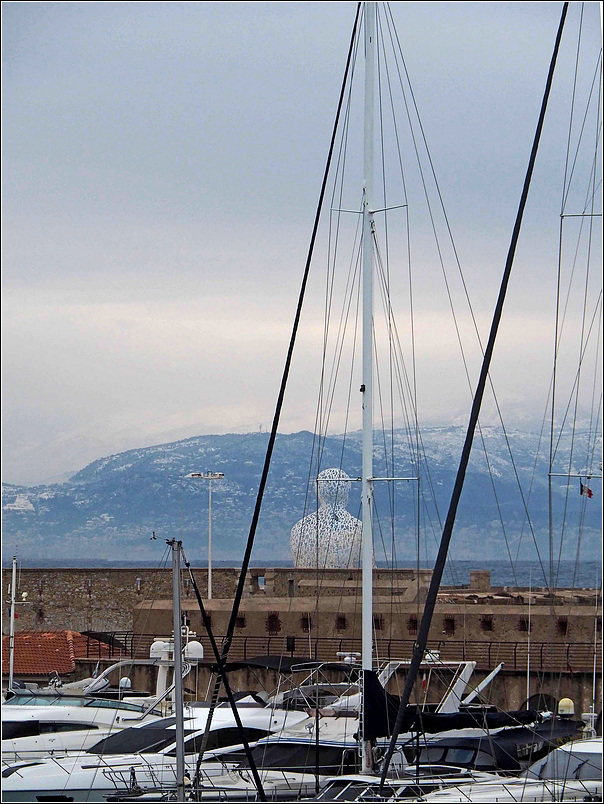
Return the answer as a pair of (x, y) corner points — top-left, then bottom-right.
(82, 698), (161, 715)
(86, 727), (187, 755)
(4, 694), (90, 707)
(86, 718), (195, 756)
(526, 750), (603, 781)
(3, 721), (101, 739)
(282, 685), (357, 710)
(4, 693), (159, 715)
(238, 743), (358, 775)
(164, 726), (269, 756)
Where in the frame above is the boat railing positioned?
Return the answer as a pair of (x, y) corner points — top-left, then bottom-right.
(82, 631), (136, 659)
(101, 762), (174, 793)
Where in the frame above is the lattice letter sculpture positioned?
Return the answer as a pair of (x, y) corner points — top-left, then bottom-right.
(290, 468), (362, 568)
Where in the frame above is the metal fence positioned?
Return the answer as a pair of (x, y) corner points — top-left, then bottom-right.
(85, 632), (601, 673)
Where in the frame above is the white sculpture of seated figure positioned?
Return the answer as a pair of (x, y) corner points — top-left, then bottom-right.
(290, 468), (362, 569)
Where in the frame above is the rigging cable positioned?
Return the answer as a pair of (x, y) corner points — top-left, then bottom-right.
(194, 0), (363, 771)
(552, 44), (602, 588)
(379, 3), (570, 788)
(181, 549), (267, 801)
(383, 1), (549, 590)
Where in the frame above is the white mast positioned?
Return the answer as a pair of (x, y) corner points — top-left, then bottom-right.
(8, 556), (17, 692)
(361, 0), (376, 674)
(361, 0), (376, 774)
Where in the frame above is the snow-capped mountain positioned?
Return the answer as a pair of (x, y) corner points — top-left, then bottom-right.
(2, 427), (600, 562)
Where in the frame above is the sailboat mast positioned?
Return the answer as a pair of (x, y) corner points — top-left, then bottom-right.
(361, 0), (376, 676)
(8, 555), (17, 692)
(360, 0), (376, 776)
(169, 539), (186, 803)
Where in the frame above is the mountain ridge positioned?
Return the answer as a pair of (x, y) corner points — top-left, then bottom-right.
(2, 427), (600, 563)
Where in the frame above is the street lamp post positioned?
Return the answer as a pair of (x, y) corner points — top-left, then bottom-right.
(184, 472), (224, 599)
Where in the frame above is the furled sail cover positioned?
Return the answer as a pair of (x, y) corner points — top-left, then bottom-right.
(362, 671), (539, 739)
(362, 670), (403, 740)
(407, 708), (540, 734)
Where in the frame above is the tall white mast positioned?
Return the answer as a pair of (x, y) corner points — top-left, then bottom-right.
(361, 0), (375, 678)
(361, 0), (376, 774)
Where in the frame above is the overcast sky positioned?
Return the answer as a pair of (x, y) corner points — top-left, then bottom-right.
(2, 2), (601, 485)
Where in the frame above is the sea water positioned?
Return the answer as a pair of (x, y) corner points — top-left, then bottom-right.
(435, 559), (601, 589)
(7, 558), (601, 589)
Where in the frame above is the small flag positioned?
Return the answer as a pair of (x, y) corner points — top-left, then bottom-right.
(580, 481), (593, 499)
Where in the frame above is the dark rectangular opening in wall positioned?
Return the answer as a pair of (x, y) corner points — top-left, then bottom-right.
(407, 617), (418, 635)
(286, 636), (296, 653)
(480, 615), (493, 632)
(443, 617), (455, 636)
(517, 617), (531, 633)
(556, 618), (568, 636)
(336, 615), (347, 631)
(235, 615), (246, 629)
(301, 615), (312, 633)
(373, 615), (384, 632)
(288, 579), (295, 598)
(266, 612), (281, 635)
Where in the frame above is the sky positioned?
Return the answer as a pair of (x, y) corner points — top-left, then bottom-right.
(2, 2), (602, 485)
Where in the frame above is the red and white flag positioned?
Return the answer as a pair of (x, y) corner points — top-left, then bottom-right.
(580, 481), (593, 498)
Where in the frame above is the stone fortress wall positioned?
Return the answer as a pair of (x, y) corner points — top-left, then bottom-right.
(3, 566), (601, 715)
(3, 566), (599, 645)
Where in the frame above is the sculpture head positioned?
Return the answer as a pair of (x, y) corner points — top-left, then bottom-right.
(317, 468), (351, 508)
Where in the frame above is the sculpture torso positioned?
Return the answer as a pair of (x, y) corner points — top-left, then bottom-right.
(290, 468), (362, 569)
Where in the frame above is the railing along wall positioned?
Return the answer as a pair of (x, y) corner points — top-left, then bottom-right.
(90, 633), (601, 673)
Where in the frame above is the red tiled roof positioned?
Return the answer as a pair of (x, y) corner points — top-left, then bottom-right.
(2, 630), (110, 676)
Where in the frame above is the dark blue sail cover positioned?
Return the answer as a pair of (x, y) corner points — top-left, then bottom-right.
(362, 671), (539, 739)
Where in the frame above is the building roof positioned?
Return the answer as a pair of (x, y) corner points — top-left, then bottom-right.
(2, 630), (110, 677)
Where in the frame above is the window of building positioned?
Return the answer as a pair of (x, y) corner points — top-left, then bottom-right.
(288, 579), (295, 598)
(407, 617), (418, 635)
(301, 615), (312, 633)
(266, 612), (281, 635)
(556, 618), (568, 636)
(373, 615), (384, 632)
(480, 615), (493, 632)
(286, 636), (296, 653)
(443, 617), (456, 636)
(335, 615), (347, 631)
(517, 617), (531, 633)
(235, 615), (246, 629)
